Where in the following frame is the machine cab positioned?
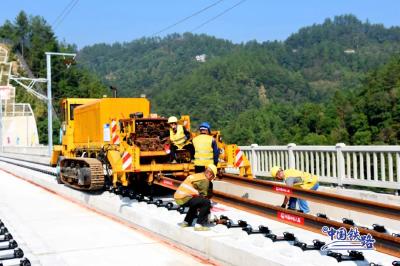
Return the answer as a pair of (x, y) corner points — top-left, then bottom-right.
(60, 98), (97, 140)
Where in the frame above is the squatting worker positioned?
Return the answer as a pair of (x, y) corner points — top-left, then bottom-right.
(167, 116), (194, 162)
(174, 164), (217, 231)
(192, 122), (219, 173)
(270, 166), (319, 214)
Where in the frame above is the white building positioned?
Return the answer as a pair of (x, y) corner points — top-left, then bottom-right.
(0, 46), (39, 147)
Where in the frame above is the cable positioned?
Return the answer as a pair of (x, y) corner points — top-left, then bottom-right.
(54, 0), (79, 29)
(53, 0), (80, 30)
(190, 0), (247, 32)
(151, 0), (224, 36)
(52, 0), (76, 27)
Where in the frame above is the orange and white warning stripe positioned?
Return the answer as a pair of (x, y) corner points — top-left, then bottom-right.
(111, 119), (120, 144)
(122, 152), (132, 171)
(234, 148), (244, 167)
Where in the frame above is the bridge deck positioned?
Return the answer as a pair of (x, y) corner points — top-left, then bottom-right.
(0, 156), (398, 265)
(0, 167), (215, 266)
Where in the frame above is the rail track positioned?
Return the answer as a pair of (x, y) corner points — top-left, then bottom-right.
(219, 173), (400, 220)
(0, 155), (399, 259)
(0, 156), (56, 176)
(154, 174), (400, 257)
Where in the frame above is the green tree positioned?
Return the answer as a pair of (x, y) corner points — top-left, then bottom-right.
(0, 12), (108, 144)
(15, 11), (29, 57)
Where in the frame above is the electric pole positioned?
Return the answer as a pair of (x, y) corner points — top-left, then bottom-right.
(46, 52), (76, 155)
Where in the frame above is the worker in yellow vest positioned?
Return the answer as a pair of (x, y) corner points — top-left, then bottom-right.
(270, 166), (319, 214)
(174, 164), (217, 231)
(167, 116), (194, 162)
(192, 122), (219, 173)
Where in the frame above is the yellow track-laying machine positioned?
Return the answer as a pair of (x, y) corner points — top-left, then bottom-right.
(50, 97), (252, 191)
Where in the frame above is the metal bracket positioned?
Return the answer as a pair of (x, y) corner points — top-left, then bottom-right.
(317, 213), (328, 219)
(9, 76), (48, 101)
(342, 218), (355, 225)
(242, 225), (270, 235)
(0, 233), (12, 242)
(327, 250), (364, 262)
(225, 219), (247, 229)
(294, 239), (325, 251)
(0, 226), (8, 235)
(266, 232), (295, 242)
(0, 239), (18, 251)
(372, 224), (386, 233)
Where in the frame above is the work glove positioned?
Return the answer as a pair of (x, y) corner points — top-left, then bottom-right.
(217, 168), (225, 176)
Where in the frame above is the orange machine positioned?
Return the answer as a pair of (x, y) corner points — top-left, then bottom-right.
(51, 97), (252, 191)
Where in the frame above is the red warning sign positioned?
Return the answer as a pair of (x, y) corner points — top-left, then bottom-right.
(121, 152), (132, 170)
(277, 211), (304, 225)
(211, 206), (227, 212)
(162, 180), (173, 186)
(234, 148), (244, 167)
(273, 186), (292, 194)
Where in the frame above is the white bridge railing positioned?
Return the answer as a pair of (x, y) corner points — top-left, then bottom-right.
(3, 144), (400, 190)
(240, 143), (400, 190)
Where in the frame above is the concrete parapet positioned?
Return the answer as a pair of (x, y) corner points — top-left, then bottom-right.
(2, 146), (48, 156)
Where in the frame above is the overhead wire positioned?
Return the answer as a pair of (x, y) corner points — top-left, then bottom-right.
(52, 0), (76, 27)
(151, 0), (224, 37)
(53, 0), (80, 30)
(190, 0), (247, 32)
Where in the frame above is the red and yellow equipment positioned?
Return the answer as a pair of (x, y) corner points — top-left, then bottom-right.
(51, 97), (252, 191)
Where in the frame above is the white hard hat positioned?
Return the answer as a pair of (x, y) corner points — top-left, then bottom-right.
(168, 116), (178, 123)
(207, 164), (218, 177)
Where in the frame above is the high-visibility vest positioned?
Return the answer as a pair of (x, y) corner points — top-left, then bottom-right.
(283, 169), (318, 189)
(170, 125), (187, 149)
(174, 173), (207, 204)
(193, 134), (213, 166)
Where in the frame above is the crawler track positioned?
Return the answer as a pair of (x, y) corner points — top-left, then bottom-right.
(59, 158), (104, 190)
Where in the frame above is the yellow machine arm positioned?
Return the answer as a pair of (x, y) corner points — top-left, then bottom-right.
(223, 144), (253, 178)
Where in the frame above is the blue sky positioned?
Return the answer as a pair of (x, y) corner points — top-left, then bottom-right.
(1, 0), (399, 49)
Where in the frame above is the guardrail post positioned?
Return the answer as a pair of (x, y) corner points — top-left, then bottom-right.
(288, 143), (296, 168)
(336, 143), (346, 187)
(250, 143), (258, 175)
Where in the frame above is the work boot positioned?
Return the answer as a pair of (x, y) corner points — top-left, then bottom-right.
(208, 214), (219, 224)
(178, 221), (190, 228)
(194, 224), (210, 231)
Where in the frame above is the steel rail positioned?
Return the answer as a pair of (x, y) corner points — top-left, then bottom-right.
(154, 175), (400, 257)
(220, 173), (400, 221)
(2, 158), (399, 256)
(0, 154), (50, 166)
(0, 157), (56, 176)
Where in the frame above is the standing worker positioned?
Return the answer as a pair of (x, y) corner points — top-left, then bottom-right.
(174, 164), (217, 231)
(192, 122), (219, 173)
(167, 116), (194, 162)
(270, 166), (319, 214)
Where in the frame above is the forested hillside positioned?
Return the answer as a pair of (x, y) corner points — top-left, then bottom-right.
(1, 13), (399, 145)
(223, 54), (400, 145)
(0, 11), (107, 143)
(79, 33), (237, 98)
(79, 15), (400, 145)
